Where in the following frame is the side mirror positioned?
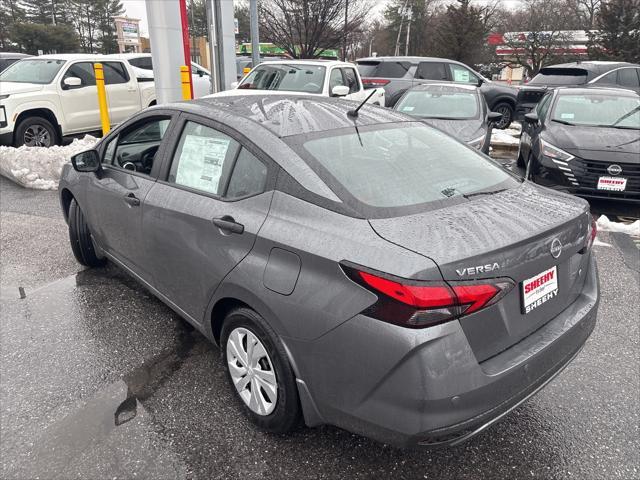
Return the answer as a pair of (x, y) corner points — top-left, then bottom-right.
(71, 150), (100, 173)
(476, 77), (484, 87)
(524, 112), (539, 125)
(197, 70), (204, 77)
(331, 85), (350, 97)
(488, 111), (502, 123)
(63, 77), (82, 89)
(230, 81), (239, 89)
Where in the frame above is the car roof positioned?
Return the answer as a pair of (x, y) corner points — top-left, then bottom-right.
(0, 52), (30, 59)
(174, 95), (411, 138)
(555, 86), (640, 97)
(30, 53), (123, 61)
(253, 59), (356, 68)
(357, 56), (455, 63)
(540, 61), (637, 74)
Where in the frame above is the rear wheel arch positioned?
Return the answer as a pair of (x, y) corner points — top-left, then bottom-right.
(148, 100), (157, 107)
(211, 297), (252, 345)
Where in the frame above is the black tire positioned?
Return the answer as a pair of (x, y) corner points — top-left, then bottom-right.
(68, 198), (106, 267)
(492, 102), (514, 130)
(14, 115), (59, 147)
(516, 146), (526, 168)
(221, 307), (301, 434)
(387, 89), (407, 108)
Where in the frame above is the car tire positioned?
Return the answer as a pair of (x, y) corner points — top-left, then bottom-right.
(492, 102), (514, 130)
(221, 307), (301, 434)
(14, 116), (59, 147)
(516, 145), (526, 168)
(387, 90), (407, 108)
(68, 198), (106, 267)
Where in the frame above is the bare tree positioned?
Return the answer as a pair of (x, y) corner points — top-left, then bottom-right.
(258, 0), (370, 58)
(499, 0), (579, 77)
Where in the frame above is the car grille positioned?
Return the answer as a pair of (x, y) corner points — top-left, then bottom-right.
(561, 158), (640, 199)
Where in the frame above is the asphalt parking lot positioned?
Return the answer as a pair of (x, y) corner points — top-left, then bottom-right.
(1, 172), (639, 480)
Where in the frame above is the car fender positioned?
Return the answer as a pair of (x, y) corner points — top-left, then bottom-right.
(10, 98), (63, 132)
(489, 94), (516, 109)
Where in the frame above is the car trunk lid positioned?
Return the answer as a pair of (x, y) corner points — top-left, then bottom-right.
(369, 183), (592, 362)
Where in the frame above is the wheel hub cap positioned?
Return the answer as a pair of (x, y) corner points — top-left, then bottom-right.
(226, 327), (278, 416)
(24, 125), (51, 147)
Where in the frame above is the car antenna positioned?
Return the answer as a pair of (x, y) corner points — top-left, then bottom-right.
(347, 89), (377, 118)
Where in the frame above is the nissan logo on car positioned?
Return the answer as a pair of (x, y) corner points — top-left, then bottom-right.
(607, 164), (623, 176)
(550, 238), (562, 258)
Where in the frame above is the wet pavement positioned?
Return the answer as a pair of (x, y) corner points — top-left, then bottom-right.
(1, 174), (639, 480)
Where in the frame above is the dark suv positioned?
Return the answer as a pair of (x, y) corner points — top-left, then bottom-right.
(516, 61), (640, 120)
(356, 56), (518, 129)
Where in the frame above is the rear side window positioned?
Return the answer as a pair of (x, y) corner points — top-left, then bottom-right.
(226, 149), (268, 199)
(129, 57), (153, 70)
(536, 93), (553, 121)
(169, 121), (240, 196)
(415, 62), (447, 81)
(63, 62), (96, 86)
(357, 61), (411, 78)
(618, 68), (640, 88)
(103, 62), (129, 84)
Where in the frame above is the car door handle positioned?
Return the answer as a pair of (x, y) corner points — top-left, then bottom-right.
(212, 216), (244, 234)
(123, 193), (140, 206)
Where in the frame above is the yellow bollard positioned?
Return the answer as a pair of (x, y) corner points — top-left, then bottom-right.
(180, 65), (192, 100)
(94, 63), (110, 136)
(243, 67), (251, 75)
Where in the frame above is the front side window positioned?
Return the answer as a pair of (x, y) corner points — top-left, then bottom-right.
(62, 62), (96, 87)
(448, 64), (478, 84)
(617, 68), (640, 88)
(415, 62), (447, 81)
(294, 124), (516, 214)
(329, 68), (346, 92)
(0, 59), (65, 84)
(396, 90), (479, 119)
(551, 93), (640, 129)
(169, 121), (240, 195)
(342, 68), (360, 93)
(108, 117), (171, 174)
(238, 64), (325, 94)
(536, 93), (553, 121)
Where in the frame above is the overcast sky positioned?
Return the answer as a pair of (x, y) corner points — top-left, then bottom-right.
(123, 0), (523, 37)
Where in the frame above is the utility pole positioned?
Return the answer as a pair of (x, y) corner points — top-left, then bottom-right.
(404, 7), (411, 56)
(342, 0), (349, 61)
(394, 0), (408, 56)
(250, 0), (260, 67)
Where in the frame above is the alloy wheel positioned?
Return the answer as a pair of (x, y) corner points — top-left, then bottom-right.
(495, 106), (512, 129)
(23, 125), (52, 147)
(226, 327), (278, 416)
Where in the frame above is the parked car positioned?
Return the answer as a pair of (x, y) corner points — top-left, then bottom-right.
(235, 55), (288, 80)
(518, 86), (639, 205)
(110, 53), (213, 98)
(393, 83), (502, 154)
(0, 54), (156, 147)
(355, 56), (517, 128)
(60, 95), (599, 448)
(213, 60), (385, 106)
(0, 52), (31, 73)
(516, 61), (640, 120)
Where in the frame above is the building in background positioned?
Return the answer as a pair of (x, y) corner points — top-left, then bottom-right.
(114, 17), (142, 53)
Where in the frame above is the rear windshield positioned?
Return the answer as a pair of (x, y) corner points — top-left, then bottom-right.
(238, 64), (325, 94)
(356, 61), (412, 78)
(552, 93), (640, 129)
(0, 59), (65, 84)
(396, 90), (479, 119)
(529, 68), (588, 85)
(289, 123), (517, 216)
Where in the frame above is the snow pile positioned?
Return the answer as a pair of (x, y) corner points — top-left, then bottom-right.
(491, 123), (521, 147)
(0, 136), (98, 190)
(596, 215), (640, 237)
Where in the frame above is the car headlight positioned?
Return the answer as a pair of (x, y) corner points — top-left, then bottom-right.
(467, 135), (485, 150)
(540, 139), (574, 162)
(0, 106), (6, 124)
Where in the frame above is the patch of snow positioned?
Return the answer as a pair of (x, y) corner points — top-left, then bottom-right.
(593, 238), (612, 247)
(596, 215), (640, 237)
(0, 136), (98, 190)
(491, 129), (520, 146)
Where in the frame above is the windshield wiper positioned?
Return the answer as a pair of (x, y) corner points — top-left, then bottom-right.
(596, 124), (639, 130)
(462, 188), (508, 199)
(612, 105), (640, 126)
(552, 118), (575, 126)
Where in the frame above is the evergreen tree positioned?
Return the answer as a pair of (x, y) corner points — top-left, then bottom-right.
(1, 0), (25, 50)
(10, 22), (79, 53)
(588, 0), (640, 62)
(434, 0), (491, 66)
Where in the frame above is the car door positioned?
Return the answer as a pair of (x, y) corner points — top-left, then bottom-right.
(59, 61), (101, 133)
(342, 66), (365, 101)
(142, 114), (275, 323)
(103, 61), (141, 124)
(84, 112), (175, 282)
(328, 67), (348, 97)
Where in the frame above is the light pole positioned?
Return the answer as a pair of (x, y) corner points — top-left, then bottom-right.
(342, 0), (349, 61)
(250, 0), (260, 67)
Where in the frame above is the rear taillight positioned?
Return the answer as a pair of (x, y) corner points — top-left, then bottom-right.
(582, 213), (597, 252)
(344, 266), (514, 328)
(362, 78), (390, 88)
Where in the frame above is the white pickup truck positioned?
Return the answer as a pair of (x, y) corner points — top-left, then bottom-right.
(0, 54), (156, 147)
(210, 60), (386, 106)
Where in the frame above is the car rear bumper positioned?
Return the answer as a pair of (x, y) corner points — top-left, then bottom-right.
(288, 254), (599, 448)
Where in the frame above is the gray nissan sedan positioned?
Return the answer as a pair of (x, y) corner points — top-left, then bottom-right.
(60, 96), (599, 447)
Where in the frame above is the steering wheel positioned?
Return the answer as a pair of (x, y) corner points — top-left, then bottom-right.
(139, 145), (159, 172)
(117, 145), (158, 173)
(303, 82), (320, 92)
